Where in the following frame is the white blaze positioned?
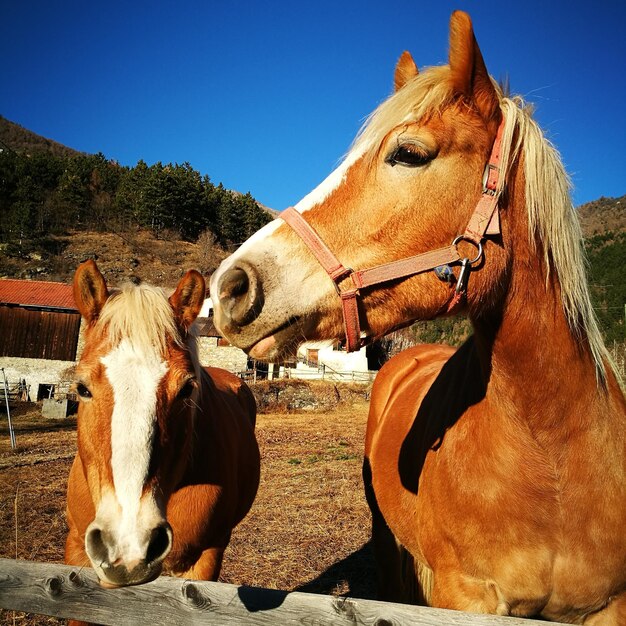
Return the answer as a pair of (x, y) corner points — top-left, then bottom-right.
(101, 338), (168, 553)
(292, 145), (367, 214)
(211, 141), (371, 287)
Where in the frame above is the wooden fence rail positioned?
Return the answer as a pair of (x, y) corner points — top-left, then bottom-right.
(0, 558), (568, 625)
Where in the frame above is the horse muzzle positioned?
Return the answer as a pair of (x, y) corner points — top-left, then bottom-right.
(210, 228), (337, 358)
(85, 520), (173, 587)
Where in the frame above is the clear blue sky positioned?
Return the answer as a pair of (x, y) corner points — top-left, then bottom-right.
(2, 0), (625, 209)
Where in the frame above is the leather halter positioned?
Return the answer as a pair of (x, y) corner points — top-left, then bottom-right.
(280, 117), (506, 352)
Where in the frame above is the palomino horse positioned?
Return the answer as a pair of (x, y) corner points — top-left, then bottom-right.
(209, 10), (626, 624)
(66, 261), (260, 599)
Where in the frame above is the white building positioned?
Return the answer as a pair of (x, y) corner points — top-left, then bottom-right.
(197, 299), (375, 384)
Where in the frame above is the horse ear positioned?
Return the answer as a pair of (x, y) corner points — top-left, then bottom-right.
(169, 270), (206, 330)
(394, 51), (419, 91)
(73, 260), (109, 324)
(448, 10), (499, 120)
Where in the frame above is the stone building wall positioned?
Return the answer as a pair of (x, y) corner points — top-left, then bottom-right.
(0, 357), (76, 400)
(196, 337), (248, 373)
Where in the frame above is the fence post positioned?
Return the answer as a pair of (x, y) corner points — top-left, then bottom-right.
(1, 368), (17, 449)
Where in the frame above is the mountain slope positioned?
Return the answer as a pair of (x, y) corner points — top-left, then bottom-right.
(578, 194), (626, 237)
(0, 115), (83, 158)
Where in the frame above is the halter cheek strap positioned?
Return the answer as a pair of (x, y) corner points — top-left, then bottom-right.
(278, 207), (363, 348)
(280, 116), (507, 352)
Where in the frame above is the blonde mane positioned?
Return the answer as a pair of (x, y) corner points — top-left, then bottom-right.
(498, 98), (609, 381)
(96, 282), (196, 361)
(350, 65), (609, 380)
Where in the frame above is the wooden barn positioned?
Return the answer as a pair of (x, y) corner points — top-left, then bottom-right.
(0, 278), (79, 361)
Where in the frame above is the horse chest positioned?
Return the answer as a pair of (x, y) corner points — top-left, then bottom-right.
(371, 402), (626, 617)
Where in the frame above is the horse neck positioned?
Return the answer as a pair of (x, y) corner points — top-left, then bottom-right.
(470, 188), (603, 435)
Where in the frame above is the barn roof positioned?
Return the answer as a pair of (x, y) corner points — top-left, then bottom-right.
(195, 316), (221, 337)
(0, 279), (77, 311)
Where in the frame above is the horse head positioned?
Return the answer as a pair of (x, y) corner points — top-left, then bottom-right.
(72, 260), (205, 587)
(210, 11), (515, 361)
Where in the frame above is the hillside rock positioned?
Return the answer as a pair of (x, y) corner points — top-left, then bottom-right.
(578, 194), (626, 237)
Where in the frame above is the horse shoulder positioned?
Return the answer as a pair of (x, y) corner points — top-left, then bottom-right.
(193, 366), (259, 488)
(366, 344), (456, 453)
(366, 341), (481, 561)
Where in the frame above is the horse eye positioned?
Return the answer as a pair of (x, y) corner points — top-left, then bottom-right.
(178, 379), (197, 400)
(76, 383), (92, 399)
(387, 144), (432, 167)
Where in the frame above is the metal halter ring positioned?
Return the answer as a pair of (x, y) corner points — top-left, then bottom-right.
(452, 235), (483, 265)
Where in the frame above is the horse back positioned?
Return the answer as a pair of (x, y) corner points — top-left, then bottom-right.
(189, 366), (260, 500)
(202, 366), (257, 428)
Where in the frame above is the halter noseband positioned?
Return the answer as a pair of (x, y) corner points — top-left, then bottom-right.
(280, 117), (506, 352)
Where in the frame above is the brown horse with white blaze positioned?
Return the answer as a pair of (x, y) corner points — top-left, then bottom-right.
(65, 261), (259, 601)
(209, 11), (626, 624)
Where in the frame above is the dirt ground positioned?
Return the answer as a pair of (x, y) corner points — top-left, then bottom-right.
(0, 398), (375, 625)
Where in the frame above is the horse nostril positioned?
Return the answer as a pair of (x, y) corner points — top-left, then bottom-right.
(223, 268), (249, 299)
(85, 526), (109, 565)
(218, 264), (263, 327)
(146, 523), (173, 564)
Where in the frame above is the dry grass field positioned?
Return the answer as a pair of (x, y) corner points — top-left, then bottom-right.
(0, 396), (375, 625)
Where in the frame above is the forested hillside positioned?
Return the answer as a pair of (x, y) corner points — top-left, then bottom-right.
(0, 150), (270, 246)
(0, 116), (271, 265)
(581, 195), (626, 345)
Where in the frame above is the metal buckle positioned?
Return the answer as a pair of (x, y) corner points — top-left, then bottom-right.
(482, 163), (499, 195)
(332, 268), (356, 296)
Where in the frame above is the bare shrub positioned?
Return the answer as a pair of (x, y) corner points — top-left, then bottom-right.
(195, 229), (227, 275)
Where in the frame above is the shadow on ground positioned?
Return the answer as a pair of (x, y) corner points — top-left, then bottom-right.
(295, 542), (377, 600)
